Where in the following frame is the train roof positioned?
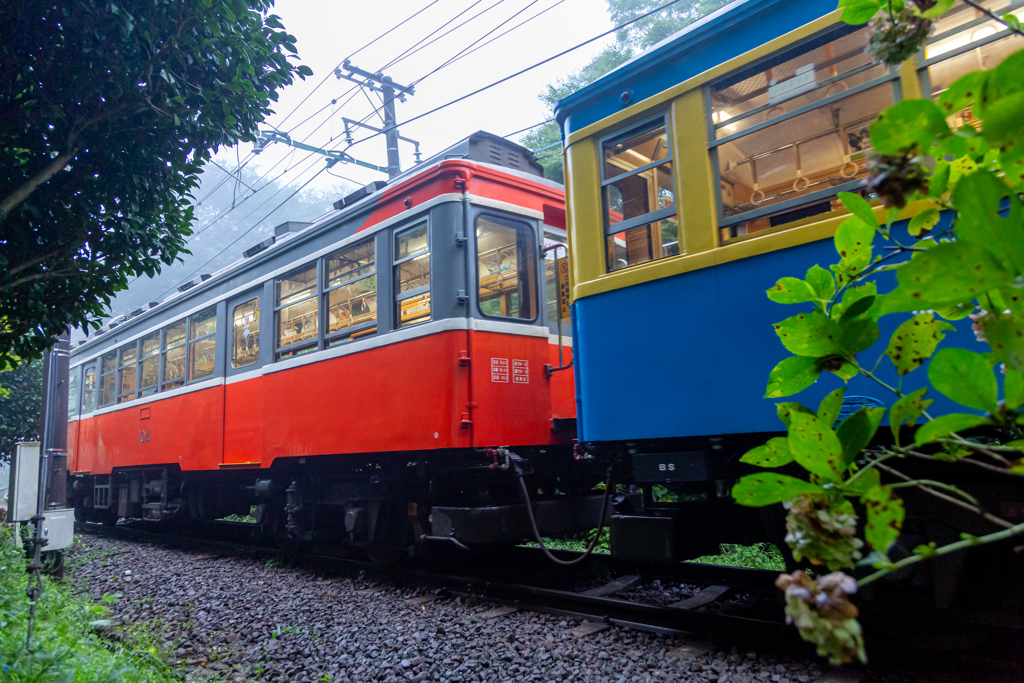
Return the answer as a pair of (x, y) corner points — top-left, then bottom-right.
(553, 0), (835, 136)
(72, 131), (561, 357)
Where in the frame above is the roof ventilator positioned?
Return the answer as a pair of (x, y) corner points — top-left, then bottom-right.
(177, 273), (212, 293)
(333, 180), (388, 210)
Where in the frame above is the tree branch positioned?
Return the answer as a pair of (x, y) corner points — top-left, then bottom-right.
(0, 147), (80, 221)
(876, 461), (1013, 529)
(960, 0), (1024, 38)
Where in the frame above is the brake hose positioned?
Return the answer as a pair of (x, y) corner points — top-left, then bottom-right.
(516, 465), (614, 566)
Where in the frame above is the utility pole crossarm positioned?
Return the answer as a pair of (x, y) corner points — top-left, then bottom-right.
(334, 60), (416, 179)
(253, 130), (389, 175)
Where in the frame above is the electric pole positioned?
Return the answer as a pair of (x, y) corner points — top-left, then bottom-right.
(334, 60), (420, 179)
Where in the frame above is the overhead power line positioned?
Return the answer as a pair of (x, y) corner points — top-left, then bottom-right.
(275, 0), (442, 130)
(504, 118), (554, 138)
(345, 0), (691, 153)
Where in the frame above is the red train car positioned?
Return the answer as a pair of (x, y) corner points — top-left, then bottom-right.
(66, 133), (603, 559)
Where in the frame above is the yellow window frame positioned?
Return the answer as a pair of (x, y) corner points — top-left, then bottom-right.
(565, 8), (927, 302)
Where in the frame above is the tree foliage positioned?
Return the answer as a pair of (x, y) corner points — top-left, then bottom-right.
(732, 0), (1024, 664)
(0, 360), (42, 465)
(521, 0), (730, 181)
(0, 0), (310, 370)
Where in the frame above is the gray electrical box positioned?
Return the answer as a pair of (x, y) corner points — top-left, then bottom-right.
(9, 442), (40, 523)
(39, 508), (75, 551)
(8, 443), (74, 551)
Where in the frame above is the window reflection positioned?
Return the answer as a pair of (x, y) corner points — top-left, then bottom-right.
(395, 224), (431, 327)
(476, 216), (537, 320)
(607, 218), (680, 272)
(82, 367), (96, 412)
(162, 319), (187, 390)
(187, 306), (216, 381)
(118, 342), (137, 403)
(276, 264), (319, 358)
(326, 240), (377, 344)
(232, 298), (260, 368)
(601, 118), (677, 272)
(139, 331), (160, 396)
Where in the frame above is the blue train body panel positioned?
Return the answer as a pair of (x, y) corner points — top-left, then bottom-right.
(574, 227), (978, 443)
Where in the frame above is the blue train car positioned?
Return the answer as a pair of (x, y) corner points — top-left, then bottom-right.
(556, 0), (1019, 559)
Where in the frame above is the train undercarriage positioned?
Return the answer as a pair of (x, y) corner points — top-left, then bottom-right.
(70, 445), (613, 563)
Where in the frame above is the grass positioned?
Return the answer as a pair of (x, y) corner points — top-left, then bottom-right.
(689, 543), (786, 570)
(0, 527), (182, 682)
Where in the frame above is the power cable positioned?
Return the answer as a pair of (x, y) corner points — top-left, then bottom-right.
(408, 0), (543, 89)
(504, 118), (555, 138)
(274, 0), (442, 130)
(343, 0), (693, 153)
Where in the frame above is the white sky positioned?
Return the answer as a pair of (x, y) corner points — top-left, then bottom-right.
(217, 0), (615, 191)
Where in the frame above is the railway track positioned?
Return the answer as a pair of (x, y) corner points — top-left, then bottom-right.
(73, 521), (1021, 682)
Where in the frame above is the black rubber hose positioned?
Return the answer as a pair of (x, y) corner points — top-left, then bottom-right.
(517, 466), (613, 566)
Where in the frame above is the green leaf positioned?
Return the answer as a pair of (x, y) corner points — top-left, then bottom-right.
(894, 241), (1012, 307)
(840, 317), (880, 355)
(952, 171), (1024, 273)
(767, 277), (817, 304)
(844, 466), (881, 495)
(938, 71), (987, 119)
(297, 65), (314, 77)
(1005, 367), (1024, 411)
(831, 216), (875, 286)
(788, 412), (845, 481)
(930, 160), (951, 197)
(890, 387), (933, 446)
(838, 192), (879, 229)
(773, 312), (844, 357)
(870, 99), (950, 155)
(830, 360), (860, 381)
(862, 485), (904, 552)
(1001, 147), (1024, 192)
(908, 208), (940, 237)
(818, 387), (846, 426)
(914, 413), (990, 445)
(837, 406), (884, 466)
(740, 437), (794, 468)
(777, 401), (814, 427)
(731, 473), (823, 507)
(984, 313), (1024, 373)
(916, 0), (955, 16)
(933, 301), (974, 320)
(765, 356), (823, 398)
(834, 282), (878, 320)
(885, 313), (955, 376)
(840, 0), (881, 23)
(929, 348), (999, 412)
(978, 51), (1024, 149)
(805, 264), (835, 300)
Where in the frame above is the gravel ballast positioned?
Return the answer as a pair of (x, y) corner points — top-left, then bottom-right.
(66, 535), (904, 683)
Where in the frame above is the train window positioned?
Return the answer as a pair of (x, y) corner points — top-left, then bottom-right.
(600, 116), (678, 272)
(232, 299), (261, 367)
(325, 239), (377, 345)
(276, 263), (319, 359)
(99, 351), (117, 406)
(162, 319), (187, 390)
(476, 215), (538, 321)
(544, 235), (571, 333)
(82, 366), (96, 412)
(395, 223), (431, 328)
(710, 25), (900, 241)
(189, 307), (217, 381)
(920, 0), (1023, 118)
(68, 371), (79, 418)
(138, 331), (160, 397)
(117, 342), (138, 403)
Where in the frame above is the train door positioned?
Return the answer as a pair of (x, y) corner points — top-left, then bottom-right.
(469, 211), (553, 447)
(223, 289), (265, 465)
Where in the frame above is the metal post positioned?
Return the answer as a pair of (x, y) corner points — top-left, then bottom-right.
(26, 331), (69, 647)
(381, 77), (400, 179)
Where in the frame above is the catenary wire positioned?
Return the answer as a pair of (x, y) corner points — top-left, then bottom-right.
(274, 0), (442, 130)
(344, 0), (691, 153)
